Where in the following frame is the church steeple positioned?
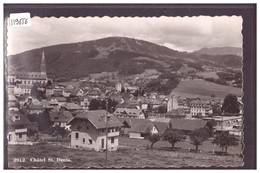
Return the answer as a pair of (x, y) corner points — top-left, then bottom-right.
(41, 51), (46, 75)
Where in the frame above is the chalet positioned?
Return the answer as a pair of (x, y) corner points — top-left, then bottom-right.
(28, 104), (44, 114)
(7, 111), (38, 145)
(67, 110), (122, 151)
(46, 86), (54, 97)
(70, 89), (84, 97)
(165, 109), (186, 119)
(114, 108), (145, 119)
(127, 119), (158, 139)
(169, 119), (208, 134)
(47, 97), (67, 108)
(49, 111), (73, 128)
(62, 88), (73, 97)
(61, 102), (83, 113)
(85, 89), (103, 99)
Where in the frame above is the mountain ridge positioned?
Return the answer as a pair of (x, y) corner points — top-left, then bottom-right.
(7, 37), (242, 80)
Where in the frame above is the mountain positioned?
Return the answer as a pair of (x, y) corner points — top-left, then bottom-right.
(7, 37), (242, 80)
(193, 47), (243, 56)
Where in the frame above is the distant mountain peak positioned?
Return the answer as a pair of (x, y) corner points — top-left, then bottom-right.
(193, 46), (242, 56)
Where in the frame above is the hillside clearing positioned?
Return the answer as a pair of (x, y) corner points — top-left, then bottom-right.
(171, 80), (242, 99)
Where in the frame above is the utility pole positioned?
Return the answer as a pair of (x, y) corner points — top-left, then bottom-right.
(105, 98), (108, 164)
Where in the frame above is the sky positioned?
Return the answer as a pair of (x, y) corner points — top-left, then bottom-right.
(7, 16), (243, 55)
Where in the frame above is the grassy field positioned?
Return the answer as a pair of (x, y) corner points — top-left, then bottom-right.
(171, 80), (242, 99)
(7, 136), (243, 168)
(196, 72), (219, 79)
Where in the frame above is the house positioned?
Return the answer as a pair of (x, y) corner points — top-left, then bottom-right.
(189, 100), (211, 117)
(61, 102), (83, 113)
(169, 118), (208, 134)
(27, 104), (44, 114)
(127, 119), (157, 139)
(165, 108), (186, 119)
(114, 108), (145, 119)
(49, 111), (73, 128)
(62, 88), (73, 97)
(47, 97), (67, 108)
(46, 86), (54, 97)
(7, 111), (38, 145)
(67, 110), (122, 151)
(70, 89), (84, 97)
(203, 116), (242, 136)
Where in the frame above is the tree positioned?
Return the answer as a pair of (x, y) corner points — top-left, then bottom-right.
(222, 94), (240, 114)
(212, 104), (222, 116)
(163, 127), (186, 150)
(31, 85), (40, 99)
(88, 99), (101, 110)
(50, 125), (69, 142)
(189, 128), (209, 152)
(147, 133), (161, 149)
(212, 131), (239, 153)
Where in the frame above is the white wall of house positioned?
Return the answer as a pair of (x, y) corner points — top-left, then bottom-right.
(70, 119), (120, 151)
(129, 132), (144, 139)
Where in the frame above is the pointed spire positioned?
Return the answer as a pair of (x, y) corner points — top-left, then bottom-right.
(41, 51), (45, 63)
(41, 51), (46, 75)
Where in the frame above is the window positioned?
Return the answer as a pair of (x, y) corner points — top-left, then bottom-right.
(102, 129), (105, 132)
(75, 132), (79, 140)
(83, 138), (85, 144)
(111, 137), (114, 144)
(88, 139), (92, 144)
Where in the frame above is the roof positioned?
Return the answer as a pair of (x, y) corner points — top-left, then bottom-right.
(8, 111), (32, 126)
(152, 117), (171, 123)
(28, 104), (43, 110)
(61, 102), (82, 110)
(48, 97), (67, 102)
(8, 95), (17, 102)
(114, 108), (143, 117)
(153, 122), (169, 133)
(189, 100), (209, 107)
(165, 109), (185, 116)
(68, 110), (123, 129)
(49, 111), (73, 123)
(128, 119), (154, 134)
(169, 119), (208, 131)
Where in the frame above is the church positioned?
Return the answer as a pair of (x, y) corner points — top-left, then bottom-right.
(7, 51), (48, 95)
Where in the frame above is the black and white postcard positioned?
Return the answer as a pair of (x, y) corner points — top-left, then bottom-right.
(3, 4), (256, 169)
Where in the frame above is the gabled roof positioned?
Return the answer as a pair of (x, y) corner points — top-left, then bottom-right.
(114, 108), (143, 117)
(153, 122), (169, 133)
(8, 111), (32, 126)
(68, 110), (122, 129)
(61, 102), (82, 110)
(49, 111), (73, 123)
(128, 119), (154, 134)
(169, 119), (207, 131)
(152, 117), (171, 123)
(48, 97), (67, 102)
(28, 104), (43, 110)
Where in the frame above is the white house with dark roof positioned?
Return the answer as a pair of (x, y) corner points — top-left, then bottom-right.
(49, 110), (74, 128)
(114, 108), (145, 119)
(67, 110), (122, 151)
(7, 111), (38, 145)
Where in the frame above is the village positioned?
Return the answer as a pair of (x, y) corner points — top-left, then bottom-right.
(6, 51), (243, 167)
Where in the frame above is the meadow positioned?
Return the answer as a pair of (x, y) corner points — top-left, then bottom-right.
(171, 80), (242, 99)
(7, 136), (243, 168)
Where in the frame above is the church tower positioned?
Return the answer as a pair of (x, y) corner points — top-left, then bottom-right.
(41, 51), (46, 75)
